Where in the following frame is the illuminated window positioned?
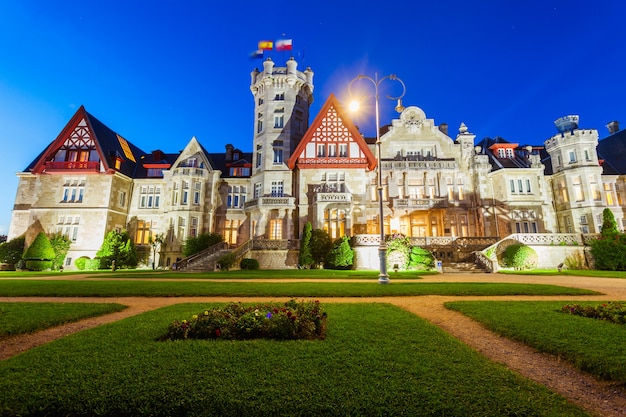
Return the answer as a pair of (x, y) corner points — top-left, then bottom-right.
(135, 220), (152, 245)
(269, 219), (282, 240)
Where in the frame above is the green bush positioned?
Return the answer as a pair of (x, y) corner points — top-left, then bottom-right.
(502, 244), (538, 270)
(183, 233), (223, 257)
(97, 230), (137, 269)
(49, 233), (71, 270)
(325, 236), (353, 269)
(161, 299), (327, 341)
(85, 258), (104, 270)
(22, 232), (55, 271)
(24, 259), (53, 271)
(0, 236), (25, 270)
(298, 222), (314, 268)
(408, 246), (435, 270)
(309, 229), (332, 268)
(589, 234), (626, 271)
(217, 252), (237, 271)
(74, 256), (89, 270)
(240, 258), (259, 270)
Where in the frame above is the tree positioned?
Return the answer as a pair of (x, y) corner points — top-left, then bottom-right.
(183, 233), (223, 257)
(309, 229), (332, 268)
(601, 208), (619, 237)
(298, 222), (314, 268)
(148, 233), (165, 270)
(97, 230), (138, 269)
(326, 236), (354, 269)
(23, 232), (56, 271)
(49, 233), (71, 270)
(0, 236), (25, 270)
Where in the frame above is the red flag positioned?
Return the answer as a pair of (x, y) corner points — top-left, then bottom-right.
(258, 40), (273, 50)
(275, 39), (293, 51)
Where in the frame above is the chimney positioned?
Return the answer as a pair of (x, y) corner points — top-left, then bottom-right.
(606, 121), (620, 134)
(225, 144), (234, 161)
(438, 123), (449, 136)
(151, 149), (164, 162)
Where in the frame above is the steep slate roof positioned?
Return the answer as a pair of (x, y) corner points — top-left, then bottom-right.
(287, 93), (377, 170)
(27, 106), (147, 178)
(597, 129), (626, 175)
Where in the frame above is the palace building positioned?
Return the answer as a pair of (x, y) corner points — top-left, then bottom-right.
(8, 57), (626, 269)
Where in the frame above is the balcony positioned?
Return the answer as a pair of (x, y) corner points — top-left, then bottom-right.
(172, 167), (206, 177)
(314, 192), (352, 203)
(44, 161), (100, 173)
(394, 197), (448, 209)
(244, 196), (295, 209)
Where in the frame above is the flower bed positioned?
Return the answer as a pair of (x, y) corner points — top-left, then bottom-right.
(560, 302), (626, 325)
(161, 299), (327, 341)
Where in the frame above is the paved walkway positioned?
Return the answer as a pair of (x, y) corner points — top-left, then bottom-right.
(2, 272), (626, 416)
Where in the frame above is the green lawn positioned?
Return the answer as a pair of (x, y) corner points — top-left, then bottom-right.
(0, 303), (589, 417)
(0, 279), (598, 297)
(499, 269), (626, 278)
(445, 300), (626, 383)
(0, 302), (127, 338)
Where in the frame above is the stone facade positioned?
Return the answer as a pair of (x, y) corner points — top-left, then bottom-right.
(7, 59), (626, 270)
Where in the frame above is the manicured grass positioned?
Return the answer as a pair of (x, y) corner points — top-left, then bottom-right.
(0, 302), (127, 338)
(0, 279), (598, 297)
(445, 300), (626, 383)
(498, 269), (626, 278)
(0, 269), (434, 279)
(0, 303), (588, 416)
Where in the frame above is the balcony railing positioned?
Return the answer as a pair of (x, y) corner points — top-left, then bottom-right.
(394, 197), (447, 209)
(314, 192), (352, 203)
(172, 167), (206, 177)
(244, 196), (295, 209)
(44, 161), (99, 172)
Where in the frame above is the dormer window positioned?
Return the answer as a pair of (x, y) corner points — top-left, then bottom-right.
(275, 93), (285, 101)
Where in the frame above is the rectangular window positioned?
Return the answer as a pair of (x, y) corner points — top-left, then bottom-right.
(525, 179), (531, 193)
(269, 219), (282, 239)
(510, 179), (515, 193)
(573, 176), (584, 201)
(274, 115), (284, 128)
(273, 148), (283, 164)
(569, 151), (577, 163)
(61, 179), (85, 203)
(517, 179), (523, 193)
(254, 183), (262, 199)
(339, 143), (348, 157)
(194, 191), (200, 205)
(256, 144), (262, 168)
(271, 180), (284, 197)
(118, 191), (126, 207)
(190, 217), (198, 238)
(317, 144), (326, 157)
(328, 144), (337, 157)
(274, 93), (285, 100)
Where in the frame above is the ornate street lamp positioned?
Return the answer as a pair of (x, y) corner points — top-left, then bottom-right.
(349, 73), (406, 284)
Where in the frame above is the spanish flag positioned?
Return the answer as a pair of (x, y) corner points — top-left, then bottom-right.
(258, 40), (273, 50)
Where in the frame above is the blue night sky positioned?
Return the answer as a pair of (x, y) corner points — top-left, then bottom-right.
(1, 1), (625, 236)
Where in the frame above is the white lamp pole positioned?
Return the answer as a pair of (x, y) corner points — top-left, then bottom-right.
(349, 73), (406, 284)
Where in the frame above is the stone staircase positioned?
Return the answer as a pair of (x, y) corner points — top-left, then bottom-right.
(174, 240), (253, 272)
(441, 261), (489, 274)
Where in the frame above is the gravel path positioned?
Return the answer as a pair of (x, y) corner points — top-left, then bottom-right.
(1, 273), (626, 417)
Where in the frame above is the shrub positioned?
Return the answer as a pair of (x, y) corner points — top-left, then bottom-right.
(217, 252), (237, 271)
(183, 233), (223, 257)
(309, 229), (332, 268)
(589, 232), (626, 271)
(22, 232), (55, 271)
(502, 244), (538, 270)
(85, 258), (104, 270)
(563, 251), (588, 270)
(386, 234), (411, 270)
(408, 246), (435, 270)
(97, 230), (137, 269)
(561, 302), (626, 325)
(240, 258), (259, 270)
(298, 222), (314, 268)
(325, 236), (353, 269)
(74, 256), (89, 271)
(161, 299), (327, 341)
(0, 236), (25, 270)
(49, 233), (71, 271)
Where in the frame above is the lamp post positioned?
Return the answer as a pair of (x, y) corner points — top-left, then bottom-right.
(349, 73), (406, 284)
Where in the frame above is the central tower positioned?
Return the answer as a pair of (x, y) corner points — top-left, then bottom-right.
(247, 57), (314, 239)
